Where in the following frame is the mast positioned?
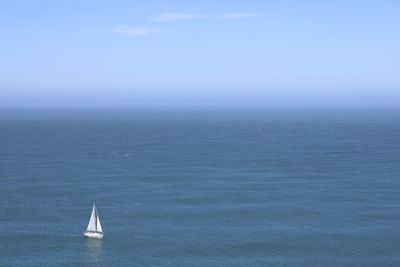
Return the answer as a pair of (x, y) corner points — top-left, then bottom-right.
(94, 205), (97, 232)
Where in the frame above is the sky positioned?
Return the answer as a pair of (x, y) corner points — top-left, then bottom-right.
(0, 0), (400, 106)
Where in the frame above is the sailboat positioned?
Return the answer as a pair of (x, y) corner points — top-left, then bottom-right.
(84, 204), (103, 239)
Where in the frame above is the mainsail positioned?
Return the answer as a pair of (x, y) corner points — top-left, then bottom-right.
(86, 205), (102, 233)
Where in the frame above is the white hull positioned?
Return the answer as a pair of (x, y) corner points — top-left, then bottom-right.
(84, 232), (103, 239)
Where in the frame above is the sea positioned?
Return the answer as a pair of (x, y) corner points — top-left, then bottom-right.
(1, 107), (400, 267)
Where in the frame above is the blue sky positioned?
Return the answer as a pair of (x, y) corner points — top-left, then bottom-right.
(1, 0), (399, 106)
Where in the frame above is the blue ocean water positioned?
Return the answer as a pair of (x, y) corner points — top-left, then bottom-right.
(1, 107), (400, 266)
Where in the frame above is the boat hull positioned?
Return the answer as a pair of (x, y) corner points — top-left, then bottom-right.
(84, 231), (103, 239)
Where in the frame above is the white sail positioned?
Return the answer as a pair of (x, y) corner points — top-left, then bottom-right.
(96, 213), (103, 233)
(86, 205), (97, 232)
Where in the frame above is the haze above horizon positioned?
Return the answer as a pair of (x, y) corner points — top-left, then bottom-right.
(1, 0), (399, 106)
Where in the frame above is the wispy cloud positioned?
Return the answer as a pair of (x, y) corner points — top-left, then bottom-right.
(152, 13), (206, 22)
(221, 12), (271, 19)
(152, 12), (271, 22)
(109, 11), (271, 37)
(111, 26), (155, 36)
